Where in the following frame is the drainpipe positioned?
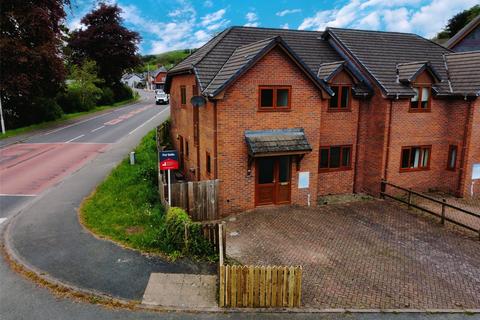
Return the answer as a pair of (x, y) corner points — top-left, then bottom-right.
(353, 98), (363, 193)
(213, 100), (218, 180)
(383, 99), (393, 181)
(456, 99), (473, 197)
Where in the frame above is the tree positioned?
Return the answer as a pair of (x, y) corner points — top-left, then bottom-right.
(434, 5), (480, 42)
(69, 60), (103, 110)
(68, 3), (141, 87)
(0, 0), (70, 128)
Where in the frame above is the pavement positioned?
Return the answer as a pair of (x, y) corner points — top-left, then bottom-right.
(227, 201), (480, 309)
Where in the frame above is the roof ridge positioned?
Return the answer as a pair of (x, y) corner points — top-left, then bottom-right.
(236, 36), (279, 50)
(194, 27), (234, 69)
(230, 25), (323, 34)
(397, 60), (428, 66)
(327, 26), (419, 36)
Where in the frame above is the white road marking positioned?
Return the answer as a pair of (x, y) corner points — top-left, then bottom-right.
(41, 100), (144, 136)
(0, 218), (7, 225)
(91, 125), (105, 133)
(0, 193), (37, 197)
(66, 134), (85, 143)
(128, 108), (170, 135)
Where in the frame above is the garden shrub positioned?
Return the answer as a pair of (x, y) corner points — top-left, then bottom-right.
(163, 207), (215, 257)
(98, 86), (115, 106)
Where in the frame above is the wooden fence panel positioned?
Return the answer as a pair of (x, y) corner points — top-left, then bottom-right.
(219, 265), (302, 308)
(158, 173), (220, 221)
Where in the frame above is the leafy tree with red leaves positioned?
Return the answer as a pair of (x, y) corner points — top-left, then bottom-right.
(68, 3), (141, 89)
(0, 0), (70, 128)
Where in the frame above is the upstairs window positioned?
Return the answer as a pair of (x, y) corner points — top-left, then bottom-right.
(258, 86), (291, 111)
(180, 85), (187, 105)
(410, 86), (431, 111)
(319, 145), (352, 172)
(401, 146), (431, 171)
(329, 85), (351, 111)
(447, 145), (457, 171)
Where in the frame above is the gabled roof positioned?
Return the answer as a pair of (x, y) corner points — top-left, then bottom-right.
(324, 27), (453, 97)
(204, 36), (332, 97)
(153, 66), (167, 77)
(445, 15), (480, 50)
(396, 61), (441, 84)
(317, 61), (345, 82)
(166, 26), (342, 93)
(444, 51), (480, 96)
(167, 26), (479, 99)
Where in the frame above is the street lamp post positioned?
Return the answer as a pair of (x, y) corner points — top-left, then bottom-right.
(0, 96), (5, 134)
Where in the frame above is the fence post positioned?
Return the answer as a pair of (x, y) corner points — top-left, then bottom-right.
(218, 223), (224, 266)
(184, 222), (189, 252)
(441, 198), (446, 225)
(407, 188), (412, 210)
(380, 180), (386, 199)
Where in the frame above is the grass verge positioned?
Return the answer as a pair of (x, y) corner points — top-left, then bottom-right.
(80, 129), (164, 254)
(0, 95), (139, 140)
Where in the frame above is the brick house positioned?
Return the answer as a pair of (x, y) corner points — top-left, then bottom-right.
(153, 66), (167, 90)
(165, 26), (480, 217)
(445, 14), (480, 52)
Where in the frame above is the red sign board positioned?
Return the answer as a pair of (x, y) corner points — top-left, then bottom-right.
(159, 150), (179, 170)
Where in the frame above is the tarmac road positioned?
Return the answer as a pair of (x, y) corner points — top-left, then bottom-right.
(0, 90), (166, 221)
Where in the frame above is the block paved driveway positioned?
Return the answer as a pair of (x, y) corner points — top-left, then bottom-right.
(226, 199), (480, 309)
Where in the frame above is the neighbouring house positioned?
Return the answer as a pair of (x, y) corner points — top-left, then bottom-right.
(152, 66), (167, 91)
(122, 73), (143, 88)
(445, 14), (480, 52)
(165, 26), (480, 217)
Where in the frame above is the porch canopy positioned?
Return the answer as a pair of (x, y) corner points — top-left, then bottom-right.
(245, 128), (312, 157)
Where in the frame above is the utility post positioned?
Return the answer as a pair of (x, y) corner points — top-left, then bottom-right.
(0, 96), (5, 134)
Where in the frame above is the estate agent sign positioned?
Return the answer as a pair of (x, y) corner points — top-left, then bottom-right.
(159, 150), (179, 171)
(159, 150), (179, 206)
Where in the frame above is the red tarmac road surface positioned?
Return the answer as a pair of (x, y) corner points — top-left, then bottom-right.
(0, 143), (108, 195)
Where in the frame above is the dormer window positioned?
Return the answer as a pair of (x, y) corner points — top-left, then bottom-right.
(329, 85), (351, 111)
(410, 86), (431, 112)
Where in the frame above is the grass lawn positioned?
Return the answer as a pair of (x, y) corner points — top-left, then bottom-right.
(80, 129), (165, 253)
(0, 95), (139, 140)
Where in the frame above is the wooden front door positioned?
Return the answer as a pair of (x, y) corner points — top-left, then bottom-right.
(255, 156), (291, 206)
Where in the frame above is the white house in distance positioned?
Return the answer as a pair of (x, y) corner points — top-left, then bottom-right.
(122, 73), (143, 88)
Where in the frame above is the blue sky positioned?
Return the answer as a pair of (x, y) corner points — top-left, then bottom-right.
(67, 0), (478, 54)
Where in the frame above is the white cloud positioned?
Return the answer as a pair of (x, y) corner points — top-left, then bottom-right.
(281, 23), (290, 29)
(244, 11), (259, 27)
(355, 11), (380, 30)
(409, 0), (478, 38)
(360, 0), (421, 9)
(201, 9), (226, 26)
(297, 0), (477, 38)
(203, 0), (213, 8)
(276, 9), (302, 17)
(383, 8), (412, 33)
(194, 30), (211, 42)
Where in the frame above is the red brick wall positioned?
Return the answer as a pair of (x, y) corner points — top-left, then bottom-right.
(169, 74), (215, 181)
(384, 97), (470, 194)
(155, 71), (167, 84)
(355, 87), (388, 195)
(216, 47), (324, 215)
(463, 99), (480, 198)
(317, 71), (359, 195)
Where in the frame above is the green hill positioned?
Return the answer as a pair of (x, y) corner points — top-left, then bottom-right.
(135, 49), (195, 72)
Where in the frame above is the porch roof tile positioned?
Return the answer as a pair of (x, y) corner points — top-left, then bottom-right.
(244, 128), (312, 156)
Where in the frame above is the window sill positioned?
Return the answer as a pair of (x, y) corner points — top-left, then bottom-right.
(319, 167), (352, 173)
(399, 168), (430, 173)
(408, 109), (431, 113)
(257, 108), (291, 112)
(327, 108), (352, 113)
